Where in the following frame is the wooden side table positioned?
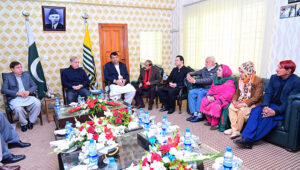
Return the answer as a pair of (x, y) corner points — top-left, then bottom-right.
(44, 97), (62, 123)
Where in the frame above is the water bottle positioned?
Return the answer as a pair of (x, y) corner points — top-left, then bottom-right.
(105, 157), (117, 170)
(128, 105), (132, 115)
(55, 97), (61, 115)
(184, 128), (192, 152)
(65, 121), (72, 140)
(161, 115), (168, 137)
(77, 95), (81, 106)
(138, 108), (144, 125)
(163, 72), (167, 80)
(88, 139), (98, 170)
(143, 111), (150, 131)
(223, 146), (233, 170)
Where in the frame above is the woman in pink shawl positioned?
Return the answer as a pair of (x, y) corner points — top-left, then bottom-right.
(200, 64), (236, 130)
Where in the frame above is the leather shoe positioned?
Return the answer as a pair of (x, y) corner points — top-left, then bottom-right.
(137, 105), (145, 109)
(21, 125), (27, 132)
(0, 165), (21, 170)
(190, 116), (205, 122)
(1, 154), (25, 164)
(233, 138), (253, 149)
(167, 109), (175, 114)
(27, 122), (33, 130)
(186, 116), (195, 121)
(159, 108), (169, 112)
(8, 141), (31, 149)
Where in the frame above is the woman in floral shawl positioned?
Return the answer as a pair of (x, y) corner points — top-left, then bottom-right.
(200, 64), (236, 130)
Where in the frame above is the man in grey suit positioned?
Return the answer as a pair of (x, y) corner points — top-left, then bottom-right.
(1, 61), (41, 132)
(0, 112), (30, 166)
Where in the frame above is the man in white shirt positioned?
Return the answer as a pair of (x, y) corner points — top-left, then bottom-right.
(104, 52), (136, 104)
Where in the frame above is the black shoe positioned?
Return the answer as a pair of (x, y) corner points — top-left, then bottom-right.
(8, 141), (31, 149)
(1, 154), (25, 164)
(190, 116), (204, 122)
(167, 109), (175, 114)
(233, 138), (253, 149)
(27, 122), (33, 130)
(21, 125), (27, 132)
(186, 116), (195, 121)
(159, 108), (169, 112)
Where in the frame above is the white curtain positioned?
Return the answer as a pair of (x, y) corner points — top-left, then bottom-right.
(181, 0), (268, 75)
(140, 32), (162, 65)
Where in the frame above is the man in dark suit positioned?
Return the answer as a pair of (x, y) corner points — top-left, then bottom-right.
(104, 52), (136, 104)
(1, 61), (41, 132)
(158, 55), (190, 114)
(62, 57), (90, 104)
(45, 9), (64, 30)
(134, 60), (161, 110)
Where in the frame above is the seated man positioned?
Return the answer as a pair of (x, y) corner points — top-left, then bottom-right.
(234, 60), (300, 149)
(1, 61), (41, 132)
(1, 112), (30, 165)
(104, 52), (136, 104)
(158, 55), (190, 114)
(134, 60), (161, 110)
(186, 56), (218, 122)
(62, 57), (91, 104)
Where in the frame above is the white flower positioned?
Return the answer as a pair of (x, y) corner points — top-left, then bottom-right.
(169, 147), (177, 155)
(162, 157), (170, 163)
(80, 129), (87, 136)
(150, 161), (166, 170)
(87, 133), (93, 140)
(75, 122), (81, 128)
(104, 111), (113, 117)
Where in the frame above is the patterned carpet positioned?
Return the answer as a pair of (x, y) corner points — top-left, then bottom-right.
(6, 102), (300, 169)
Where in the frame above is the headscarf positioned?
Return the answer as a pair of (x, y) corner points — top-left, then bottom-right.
(214, 64), (235, 86)
(238, 61), (256, 102)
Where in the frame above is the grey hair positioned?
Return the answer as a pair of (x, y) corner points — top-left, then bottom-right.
(70, 56), (78, 62)
(206, 56), (215, 63)
(145, 60), (153, 66)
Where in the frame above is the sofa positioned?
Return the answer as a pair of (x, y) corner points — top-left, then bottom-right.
(262, 79), (300, 151)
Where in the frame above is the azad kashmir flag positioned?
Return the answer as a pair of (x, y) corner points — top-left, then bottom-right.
(25, 20), (47, 99)
(83, 25), (97, 88)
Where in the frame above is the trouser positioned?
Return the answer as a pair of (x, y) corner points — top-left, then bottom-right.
(0, 112), (20, 159)
(228, 103), (255, 132)
(157, 87), (180, 110)
(242, 104), (279, 142)
(66, 88), (91, 104)
(188, 88), (208, 114)
(134, 86), (156, 107)
(13, 99), (41, 126)
(206, 115), (220, 126)
(110, 84), (136, 104)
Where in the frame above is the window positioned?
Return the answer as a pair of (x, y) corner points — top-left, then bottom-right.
(181, 0), (267, 74)
(140, 32), (162, 65)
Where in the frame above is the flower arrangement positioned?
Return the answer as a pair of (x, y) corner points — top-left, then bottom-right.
(127, 130), (222, 170)
(106, 108), (133, 127)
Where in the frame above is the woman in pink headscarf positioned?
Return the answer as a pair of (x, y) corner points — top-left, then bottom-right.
(200, 64), (236, 130)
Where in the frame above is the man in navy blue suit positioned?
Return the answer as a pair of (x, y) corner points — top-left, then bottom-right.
(104, 52), (136, 104)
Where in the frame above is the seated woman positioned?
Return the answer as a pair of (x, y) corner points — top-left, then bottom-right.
(234, 60), (300, 149)
(200, 64), (236, 130)
(224, 61), (264, 139)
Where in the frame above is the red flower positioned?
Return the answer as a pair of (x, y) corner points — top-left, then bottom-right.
(87, 126), (95, 134)
(93, 133), (99, 140)
(87, 121), (94, 125)
(129, 117), (132, 121)
(68, 106), (81, 113)
(105, 131), (115, 140)
(118, 113), (124, 119)
(113, 111), (118, 117)
(114, 118), (122, 124)
(98, 120), (102, 125)
(119, 108), (128, 112)
(100, 105), (107, 111)
(105, 101), (119, 105)
(150, 153), (162, 163)
(87, 102), (95, 109)
(79, 126), (84, 131)
(159, 144), (171, 153)
(142, 157), (148, 166)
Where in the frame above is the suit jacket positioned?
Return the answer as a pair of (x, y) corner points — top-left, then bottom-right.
(1, 71), (37, 103)
(232, 76), (264, 106)
(104, 62), (130, 85)
(138, 66), (161, 87)
(262, 74), (300, 116)
(45, 23), (64, 30)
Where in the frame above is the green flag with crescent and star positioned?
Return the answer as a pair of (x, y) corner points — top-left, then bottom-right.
(25, 20), (47, 99)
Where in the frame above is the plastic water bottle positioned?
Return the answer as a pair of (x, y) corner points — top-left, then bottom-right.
(138, 108), (144, 125)
(184, 128), (192, 152)
(223, 146), (233, 170)
(163, 72), (167, 80)
(143, 111), (150, 131)
(55, 97), (61, 115)
(105, 157), (117, 170)
(77, 95), (81, 106)
(65, 121), (72, 140)
(128, 105), (132, 115)
(161, 115), (168, 137)
(88, 139), (98, 170)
